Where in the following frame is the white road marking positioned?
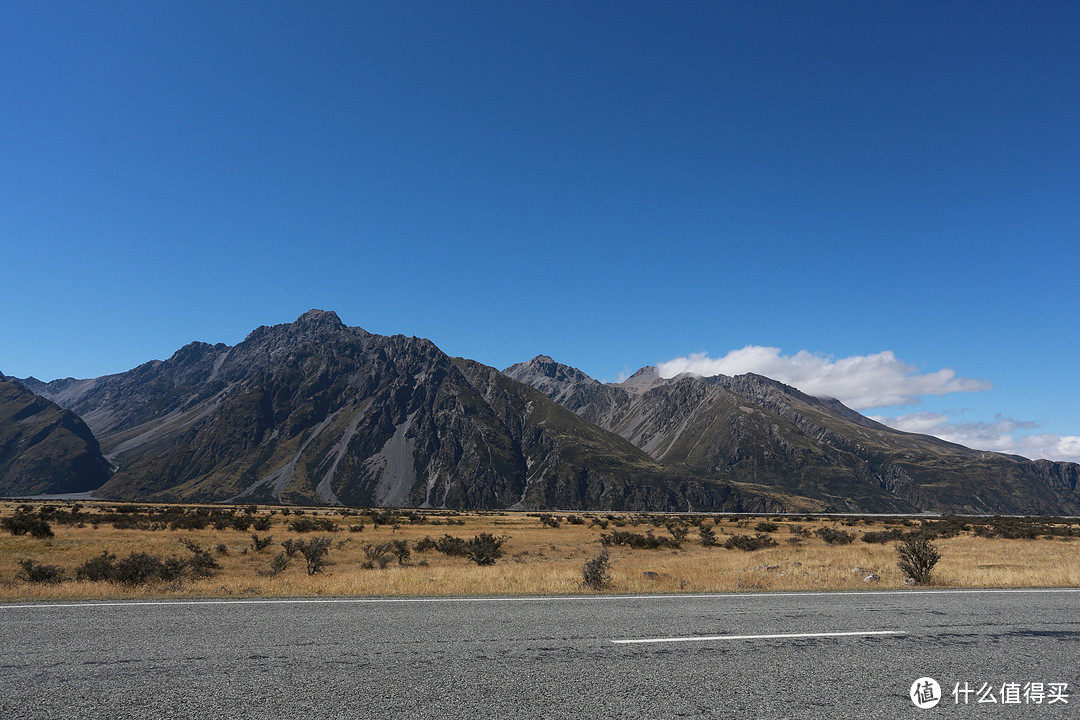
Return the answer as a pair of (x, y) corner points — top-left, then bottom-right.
(0, 587), (1077, 610)
(611, 629), (907, 644)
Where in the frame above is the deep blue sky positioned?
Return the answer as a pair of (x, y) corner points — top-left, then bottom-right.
(2, 2), (1077, 460)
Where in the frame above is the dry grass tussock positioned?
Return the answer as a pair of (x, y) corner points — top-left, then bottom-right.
(1, 502), (1077, 601)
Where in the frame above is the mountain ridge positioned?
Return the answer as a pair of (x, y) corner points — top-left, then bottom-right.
(15, 312), (762, 512)
(503, 354), (1080, 514)
(7, 313), (1078, 514)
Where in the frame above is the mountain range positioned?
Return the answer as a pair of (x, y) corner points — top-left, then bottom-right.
(3, 310), (1077, 514)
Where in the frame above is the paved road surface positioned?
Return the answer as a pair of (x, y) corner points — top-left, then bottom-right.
(2, 588), (1078, 719)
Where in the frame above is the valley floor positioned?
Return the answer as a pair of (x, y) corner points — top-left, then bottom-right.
(1, 501), (1078, 601)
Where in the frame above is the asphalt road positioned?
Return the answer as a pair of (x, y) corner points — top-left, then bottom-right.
(1, 589), (1078, 719)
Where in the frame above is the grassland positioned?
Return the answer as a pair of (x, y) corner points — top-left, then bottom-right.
(1, 501), (1078, 602)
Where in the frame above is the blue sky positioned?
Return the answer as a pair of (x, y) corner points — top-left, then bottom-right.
(2, 2), (1077, 461)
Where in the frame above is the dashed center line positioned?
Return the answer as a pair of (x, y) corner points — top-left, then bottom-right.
(611, 629), (907, 644)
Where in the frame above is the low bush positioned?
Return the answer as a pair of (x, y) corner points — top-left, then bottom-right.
(862, 529), (904, 544)
(179, 539), (221, 578)
(433, 535), (471, 557)
(19, 559), (64, 584)
(414, 536), (438, 553)
(3, 509), (54, 538)
(896, 536), (941, 585)
(76, 551), (118, 582)
(111, 552), (169, 585)
(264, 552), (289, 578)
(289, 517), (339, 533)
(362, 542), (394, 569)
(699, 523), (718, 547)
(815, 527), (855, 545)
(723, 533), (777, 552)
(538, 513), (561, 529)
(581, 547), (612, 590)
(251, 534), (274, 552)
(754, 521), (779, 533)
(467, 533), (507, 566)
(600, 530), (680, 550)
(297, 536), (333, 575)
(666, 523), (690, 542)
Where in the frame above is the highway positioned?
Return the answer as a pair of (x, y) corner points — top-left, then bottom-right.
(2, 589), (1078, 719)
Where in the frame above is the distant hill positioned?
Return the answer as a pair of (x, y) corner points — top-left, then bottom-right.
(0, 378), (113, 496)
(504, 355), (1080, 514)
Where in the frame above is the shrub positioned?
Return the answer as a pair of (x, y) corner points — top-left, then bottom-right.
(19, 559), (64, 584)
(264, 552), (289, 578)
(252, 516), (273, 531)
(896, 536), (941, 585)
(251, 534), (274, 552)
(538, 513), (561, 529)
(815, 527), (855, 545)
(298, 536), (333, 575)
(76, 551), (118, 582)
(581, 547), (612, 590)
(862, 529), (904, 544)
(754, 521), (779, 533)
(599, 530), (680, 550)
(362, 542), (393, 569)
(3, 509), (53, 538)
(281, 539), (301, 557)
(414, 536), (437, 552)
(179, 539), (221, 578)
(112, 552), (166, 585)
(723, 534), (777, 551)
(230, 516), (252, 532)
(699, 523), (718, 547)
(390, 540), (411, 565)
(467, 533), (507, 566)
(434, 535), (471, 557)
(666, 523), (690, 542)
(289, 517), (339, 533)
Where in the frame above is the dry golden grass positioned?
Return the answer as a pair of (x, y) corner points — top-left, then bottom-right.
(1, 502), (1077, 601)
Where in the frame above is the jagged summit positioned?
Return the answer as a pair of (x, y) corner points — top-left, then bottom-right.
(618, 365), (663, 393)
(503, 355), (600, 406)
(295, 308), (345, 327)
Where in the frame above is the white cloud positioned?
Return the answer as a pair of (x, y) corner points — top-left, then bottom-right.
(870, 413), (1080, 463)
(656, 347), (991, 410)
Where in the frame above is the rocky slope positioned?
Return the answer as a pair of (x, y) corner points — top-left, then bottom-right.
(0, 378), (113, 495)
(504, 355), (1080, 514)
(21, 311), (759, 511)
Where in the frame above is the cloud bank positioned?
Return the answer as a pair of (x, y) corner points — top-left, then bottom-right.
(870, 413), (1080, 464)
(656, 347), (991, 410)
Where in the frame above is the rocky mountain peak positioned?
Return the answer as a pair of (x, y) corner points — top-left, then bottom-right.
(294, 308), (345, 329)
(618, 365), (664, 394)
(504, 355), (596, 384)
